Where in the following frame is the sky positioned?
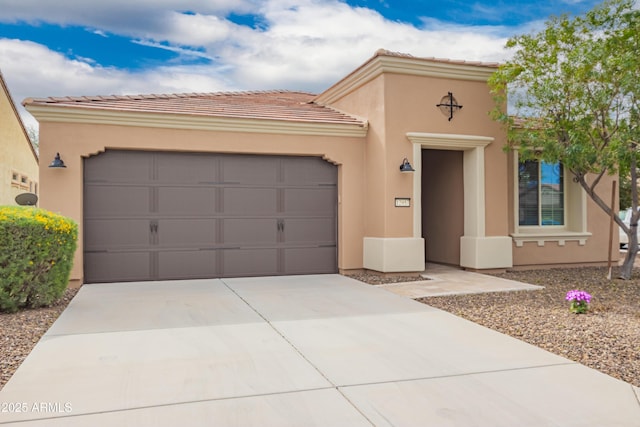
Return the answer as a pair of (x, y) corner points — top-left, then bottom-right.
(0, 0), (605, 130)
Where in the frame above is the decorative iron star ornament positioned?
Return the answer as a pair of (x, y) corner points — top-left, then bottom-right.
(436, 92), (463, 121)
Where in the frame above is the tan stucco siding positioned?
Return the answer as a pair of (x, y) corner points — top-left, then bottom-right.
(0, 80), (38, 205)
(38, 122), (365, 285)
(512, 174), (618, 267)
(322, 74), (389, 238)
(383, 73), (508, 239)
(32, 52), (617, 277)
(316, 68), (513, 271)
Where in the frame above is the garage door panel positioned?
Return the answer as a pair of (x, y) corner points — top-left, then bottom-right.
(85, 151), (152, 183)
(84, 151), (337, 282)
(84, 252), (151, 283)
(284, 247), (337, 274)
(84, 219), (150, 250)
(222, 156), (279, 185)
(223, 188), (278, 215)
(223, 249), (279, 277)
(283, 157), (337, 185)
(85, 186), (151, 216)
(284, 218), (336, 244)
(157, 219), (217, 247)
(158, 250), (217, 280)
(284, 188), (337, 215)
(156, 153), (217, 184)
(157, 187), (216, 215)
(223, 218), (278, 245)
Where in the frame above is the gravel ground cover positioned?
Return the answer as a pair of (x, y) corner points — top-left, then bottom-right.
(419, 267), (640, 388)
(0, 288), (78, 389)
(345, 272), (426, 285)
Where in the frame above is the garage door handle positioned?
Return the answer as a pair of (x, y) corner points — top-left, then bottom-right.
(150, 221), (158, 233)
(277, 219), (284, 232)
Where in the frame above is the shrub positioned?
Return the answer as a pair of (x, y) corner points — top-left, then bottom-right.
(0, 206), (78, 313)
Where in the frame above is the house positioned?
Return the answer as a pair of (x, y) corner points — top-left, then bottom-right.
(0, 70), (38, 205)
(24, 50), (617, 287)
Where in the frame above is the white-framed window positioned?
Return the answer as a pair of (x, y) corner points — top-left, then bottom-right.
(518, 160), (564, 227)
(511, 152), (590, 247)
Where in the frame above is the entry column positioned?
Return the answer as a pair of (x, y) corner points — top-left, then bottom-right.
(408, 132), (513, 270)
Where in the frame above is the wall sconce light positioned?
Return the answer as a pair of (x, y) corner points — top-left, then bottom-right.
(48, 153), (67, 168)
(399, 157), (415, 172)
(436, 92), (463, 121)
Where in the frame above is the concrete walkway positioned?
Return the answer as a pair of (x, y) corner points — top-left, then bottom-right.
(0, 275), (638, 426)
(378, 263), (543, 298)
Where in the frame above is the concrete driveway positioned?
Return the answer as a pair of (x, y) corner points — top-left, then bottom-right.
(0, 275), (638, 426)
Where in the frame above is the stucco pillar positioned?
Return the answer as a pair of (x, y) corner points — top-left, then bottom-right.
(407, 132), (513, 270)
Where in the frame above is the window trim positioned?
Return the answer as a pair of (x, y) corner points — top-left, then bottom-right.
(511, 152), (591, 247)
(19, 174), (29, 190)
(518, 159), (566, 228)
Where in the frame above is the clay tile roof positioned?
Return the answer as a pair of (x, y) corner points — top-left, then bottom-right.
(24, 90), (365, 126)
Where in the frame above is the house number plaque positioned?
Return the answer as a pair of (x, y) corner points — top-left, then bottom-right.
(395, 198), (411, 207)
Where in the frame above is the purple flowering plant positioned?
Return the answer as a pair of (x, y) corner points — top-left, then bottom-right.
(565, 290), (592, 314)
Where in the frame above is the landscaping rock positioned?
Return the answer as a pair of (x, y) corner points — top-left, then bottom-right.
(419, 267), (640, 388)
(0, 288), (78, 389)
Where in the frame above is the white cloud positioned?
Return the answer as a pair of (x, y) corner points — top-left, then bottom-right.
(0, 0), (518, 126)
(0, 1), (261, 51)
(0, 39), (233, 128)
(0, 1), (259, 27)
(161, 12), (234, 46)
(217, 0), (510, 90)
(132, 40), (214, 61)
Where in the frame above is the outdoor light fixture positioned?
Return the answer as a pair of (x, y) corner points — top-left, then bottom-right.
(436, 92), (463, 121)
(399, 157), (415, 172)
(48, 152), (66, 168)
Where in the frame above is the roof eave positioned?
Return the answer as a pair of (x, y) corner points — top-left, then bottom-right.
(24, 104), (368, 138)
(315, 51), (498, 106)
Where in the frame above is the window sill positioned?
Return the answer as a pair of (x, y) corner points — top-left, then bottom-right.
(511, 231), (592, 247)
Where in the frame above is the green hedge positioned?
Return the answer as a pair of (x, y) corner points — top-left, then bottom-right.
(0, 206), (78, 313)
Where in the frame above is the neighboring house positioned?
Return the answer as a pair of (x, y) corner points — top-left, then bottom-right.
(0, 70), (38, 205)
(24, 50), (617, 287)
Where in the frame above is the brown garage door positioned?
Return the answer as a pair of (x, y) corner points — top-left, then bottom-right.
(83, 150), (337, 283)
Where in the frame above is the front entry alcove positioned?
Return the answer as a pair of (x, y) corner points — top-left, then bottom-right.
(422, 149), (464, 266)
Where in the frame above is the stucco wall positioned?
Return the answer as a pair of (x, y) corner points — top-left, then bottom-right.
(326, 70), (510, 241)
(0, 79), (38, 205)
(38, 122), (365, 285)
(319, 74), (388, 238)
(511, 173), (618, 267)
(319, 62), (511, 271)
(382, 72), (509, 239)
(34, 53), (617, 281)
